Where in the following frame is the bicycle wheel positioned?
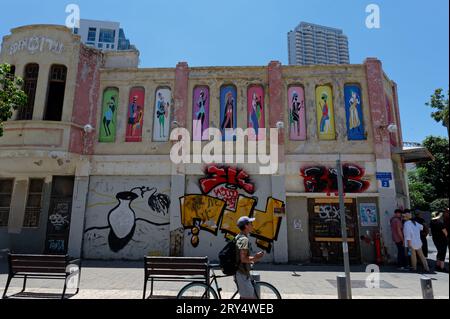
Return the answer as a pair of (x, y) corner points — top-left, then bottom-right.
(254, 281), (282, 299)
(177, 282), (219, 299)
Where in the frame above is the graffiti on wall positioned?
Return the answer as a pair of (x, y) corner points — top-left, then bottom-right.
(99, 88), (118, 142)
(84, 185), (170, 254)
(288, 86), (306, 140)
(344, 84), (365, 140)
(220, 85), (237, 141)
(126, 87), (145, 142)
(193, 86), (210, 141)
(301, 164), (370, 194)
(153, 88), (171, 141)
(180, 166), (285, 252)
(316, 85), (336, 140)
(247, 85), (265, 141)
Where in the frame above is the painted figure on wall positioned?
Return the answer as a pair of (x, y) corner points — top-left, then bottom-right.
(192, 86), (210, 141)
(344, 85), (365, 140)
(220, 85), (237, 141)
(247, 86), (265, 140)
(126, 87), (145, 142)
(99, 88), (119, 142)
(153, 88), (171, 141)
(288, 86), (306, 140)
(316, 85), (335, 140)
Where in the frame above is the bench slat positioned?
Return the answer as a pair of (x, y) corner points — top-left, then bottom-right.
(11, 260), (67, 268)
(145, 257), (207, 263)
(11, 266), (68, 274)
(145, 263), (208, 270)
(147, 269), (208, 276)
(9, 254), (68, 262)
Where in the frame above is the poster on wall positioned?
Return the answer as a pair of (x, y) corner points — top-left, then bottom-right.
(344, 84), (365, 140)
(192, 86), (210, 141)
(288, 86), (306, 140)
(153, 88), (171, 142)
(315, 85), (336, 140)
(359, 203), (378, 226)
(247, 85), (265, 141)
(220, 85), (237, 141)
(126, 87), (145, 142)
(99, 88), (119, 143)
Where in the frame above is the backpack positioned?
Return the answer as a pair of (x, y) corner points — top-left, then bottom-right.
(218, 237), (239, 276)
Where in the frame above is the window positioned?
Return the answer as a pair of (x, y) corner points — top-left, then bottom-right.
(87, 27), (97, 42)
(99, 29), (115, 43)
(73, 27), (79, 35)
(86, 42), (95, 47)
(23, 179), (44, 228)
(98, 43), (103, 49)
(0, 179), (13, 227)
(44, 65), (67, 121)
(18, 63), (39, 120)
(111, 44), (115, 49)
(9, 65), (16, 77)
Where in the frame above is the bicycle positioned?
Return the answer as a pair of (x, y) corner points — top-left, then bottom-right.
(177, 263), (282, 299)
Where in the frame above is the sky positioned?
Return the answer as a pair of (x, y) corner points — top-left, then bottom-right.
(0, 0), (448, 142)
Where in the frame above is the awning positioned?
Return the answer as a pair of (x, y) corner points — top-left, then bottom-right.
(395, 146), (434, 163)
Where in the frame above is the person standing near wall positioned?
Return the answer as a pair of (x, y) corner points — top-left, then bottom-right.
(403, 212), (431, 273)
(390, 209), (407, 269)
(413, 211), (429, 258)
(430, 211), (448, 272)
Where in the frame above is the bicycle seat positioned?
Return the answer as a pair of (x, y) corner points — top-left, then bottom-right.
(209, 263), (221, 269)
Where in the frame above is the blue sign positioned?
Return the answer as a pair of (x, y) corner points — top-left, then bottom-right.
(376, 172), (392, 180)
(381, 180), (390, 188)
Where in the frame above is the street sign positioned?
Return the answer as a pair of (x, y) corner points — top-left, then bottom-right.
(376, 172), (392, 188)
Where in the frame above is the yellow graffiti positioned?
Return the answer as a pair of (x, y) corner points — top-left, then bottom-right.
(180, 195), (226, 234)
(220, 196), (256, 236)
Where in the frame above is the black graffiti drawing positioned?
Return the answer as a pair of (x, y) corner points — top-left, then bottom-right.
(84, 186), (170, 253)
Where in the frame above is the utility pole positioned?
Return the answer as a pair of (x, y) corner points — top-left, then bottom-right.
(336, 156), (352, 299)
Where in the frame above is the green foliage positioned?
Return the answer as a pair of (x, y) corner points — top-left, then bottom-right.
(426, 88), (449, 136)
(0, 63), (28, 136)
(430, 198), (449, 212)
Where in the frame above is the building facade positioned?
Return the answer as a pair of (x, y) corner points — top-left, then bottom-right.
(73, 19), (134, 51)
(288, 22), (350, 65)
(1, 25), (411, 264)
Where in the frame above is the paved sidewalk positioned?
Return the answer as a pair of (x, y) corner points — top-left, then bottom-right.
(1, 259), (448, 299)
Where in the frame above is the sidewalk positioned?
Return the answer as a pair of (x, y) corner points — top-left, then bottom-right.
(1, 259), (448, 299)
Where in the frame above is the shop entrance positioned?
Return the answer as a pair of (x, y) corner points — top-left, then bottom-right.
(308, 198), (360, 264)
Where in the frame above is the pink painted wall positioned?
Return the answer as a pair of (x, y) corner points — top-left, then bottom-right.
(69, 45), (103, 154)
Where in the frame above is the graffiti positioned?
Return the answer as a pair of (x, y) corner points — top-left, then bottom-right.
(319, 205), (340, 222)
(84, 186), (170, 253)
(301, 164), (370, 194)
(247, 85), (265, 141)
(9, 36), (64, 56)
(193, 86), (210, 141)
(126, 87), (145, 142)
(49, 212), (69, 231)
(180, 194), (285, 252)
(288, 86), (306, 140)
(48, 239), (65, 253)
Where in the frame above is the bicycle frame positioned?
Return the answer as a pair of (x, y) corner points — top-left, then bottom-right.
(207, 266), (260, 299)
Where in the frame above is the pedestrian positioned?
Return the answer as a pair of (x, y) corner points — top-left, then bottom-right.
(413, 211), (429, 258)
(390, 209), (407, 269)
(403, 212), (431, 273)
(234, 216), (265, 299)
(430, 211), (448, 272)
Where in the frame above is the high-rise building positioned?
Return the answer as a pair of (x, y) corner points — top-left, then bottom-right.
(288, 22), (350, 65)
(73, 19), (135, 51)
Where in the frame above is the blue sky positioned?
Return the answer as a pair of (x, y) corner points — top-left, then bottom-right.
(1, 0), (448, 142)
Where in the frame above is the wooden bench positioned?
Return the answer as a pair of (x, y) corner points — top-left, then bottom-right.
(143, 256), (209, 299)
(2, 254), (81, 299)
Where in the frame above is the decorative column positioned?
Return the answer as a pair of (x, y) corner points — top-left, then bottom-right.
(268, 61), (288, 263)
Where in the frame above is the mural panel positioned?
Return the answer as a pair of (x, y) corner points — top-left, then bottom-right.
(192, 86), (210, 141)
(344, 84), (365, 140)
(220, 85), (237, 141)
(316, 85), (335, 140)
(288, 86), (306, 140)
(99, 88), (119, 142)
(83, 176), (170, 260)
(125, 87), (145, 142)
(247, 85), (265, 141)
(300, 164), (370, 194)
(153, 88), (171, 141)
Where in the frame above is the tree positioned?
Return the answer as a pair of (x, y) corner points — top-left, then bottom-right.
(0, 63), (27, 137)
(408, 136), (449, 210)
(426, 88), (449, 138)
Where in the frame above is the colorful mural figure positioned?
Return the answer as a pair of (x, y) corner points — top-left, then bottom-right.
(99, 88), (118, 142)
(126, 87), (145, 142)
(300, 164), (370, 194)
(344, 85), (365, 140)
(247, 86), (265, 140)
(180, 165), (285, 252)
(220, 85), (237, 141)
(316, 85), (335, 140)
(288, 86), (306, 140)
(192, 86), (210, 141)
(153, 88), (171, 141)
(84, 185), (170, 254)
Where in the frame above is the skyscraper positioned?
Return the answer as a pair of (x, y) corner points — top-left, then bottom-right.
(288, 22), (350, 65)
